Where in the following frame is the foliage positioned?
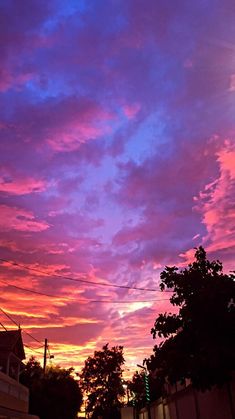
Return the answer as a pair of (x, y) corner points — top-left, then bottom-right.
(20, 357), (83, 419)
(146, 247), (235, 391)
(127, 370), (164, 408)
(127, 371), (145, 407)
(127, 371), (146, 408)
(80, 344), (125, 418)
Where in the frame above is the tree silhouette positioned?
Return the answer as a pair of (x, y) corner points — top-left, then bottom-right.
(20, 357), (83, 419)
(80, 344), (125, 419)
(147, 247), (235, 391)
(127, 369), (164, 409)
(127, 371), (146, 408)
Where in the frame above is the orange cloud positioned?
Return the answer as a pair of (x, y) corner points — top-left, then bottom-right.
(34, 341), (98, 370)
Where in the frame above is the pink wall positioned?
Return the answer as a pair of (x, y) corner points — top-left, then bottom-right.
(140, 378), (235, 419)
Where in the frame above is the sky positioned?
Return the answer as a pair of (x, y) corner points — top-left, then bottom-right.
(0, 0), (235, 374)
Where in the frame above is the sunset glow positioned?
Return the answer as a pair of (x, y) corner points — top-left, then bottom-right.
(0, 0), (234, 374)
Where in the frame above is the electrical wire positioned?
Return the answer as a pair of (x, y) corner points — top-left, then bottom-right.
(84, 298), (171, 303)
(22, 330), (43, 345)
(0, 258), (173, 293)
(24, 344), (44, 354)
(0, 318), (40, 353)
(0, 313), (45, 358)
(0, 322), (7, 331)
(0, 306), (43, 344)
(0, 307), (19, 327)
(47, 344), (54, 363)
(0, 259), (173, 351)
(0, 279), (171, 303)
(0, 279), (67, 299)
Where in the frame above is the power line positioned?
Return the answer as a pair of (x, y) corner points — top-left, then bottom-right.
(0, 311), (45, 354)
(0, 307), (19, 327)
(84, 298), (170, 303)
(24, 344), (44, 354)
(0, 279), (171, 303)
(0, 258), (172, 293)
(22, 330), (43, 345)
(0, 322), (7, 331)
(0, 306), (43, 345)
(0, 279), (67, 300)
(0, 309), (47, 361)
(47, 344), (54, 363)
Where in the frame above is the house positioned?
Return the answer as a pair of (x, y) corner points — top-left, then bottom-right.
(0, 329), (39, 419)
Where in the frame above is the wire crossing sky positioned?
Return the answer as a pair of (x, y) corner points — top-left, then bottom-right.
(0, 0), (234, 371)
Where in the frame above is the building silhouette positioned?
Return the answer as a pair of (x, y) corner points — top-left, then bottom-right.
(0, 329), (38, 419)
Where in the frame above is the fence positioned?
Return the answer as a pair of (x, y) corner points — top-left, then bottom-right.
(139, 377), (235, 419)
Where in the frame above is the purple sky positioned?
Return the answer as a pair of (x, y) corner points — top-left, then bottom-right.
(0, 0), (235, 372)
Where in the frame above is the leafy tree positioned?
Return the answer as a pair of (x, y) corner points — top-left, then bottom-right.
(146, 247), (235, 391)
(20, 357), (83, 419)
(80, 344), (125, 419)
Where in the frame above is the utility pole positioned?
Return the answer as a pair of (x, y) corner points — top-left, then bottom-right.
(43, 338), (48, 373)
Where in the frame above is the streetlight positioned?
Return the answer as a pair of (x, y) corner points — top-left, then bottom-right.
(137, 364), (146, 370)
(137, 364), (151, 419)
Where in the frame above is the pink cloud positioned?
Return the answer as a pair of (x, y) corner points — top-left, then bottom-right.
(48, 124), (106, 152)
(0, 171), (47, 195)
(0, 69), (35, 93)
(0, 205), (49, 232)
(217, 144), (235, 178)
(229, 74), (235, 91)
(43, 98), (115, 152)
(0, 0), (234, 373)
(123, 103), (141, 119)
(180, 140), (235, 270)
(179, 248), (196, 266)
(0, 1), (54, 92)
(0, 239), (20, 252)
(7, 96), (116, 153)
